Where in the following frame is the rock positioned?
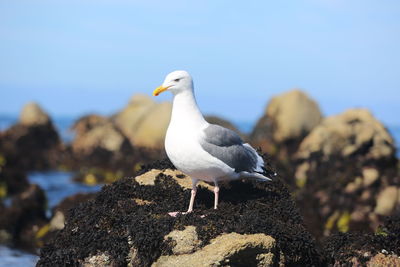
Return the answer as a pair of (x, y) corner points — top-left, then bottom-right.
(113, 94), (172, 149)
(37, 159), (323, 266)
(374, 186), (399, 216)
(362, 168), (379, 187)
(344, 177), (363, 194)
(251, 90), (322, 154)
(49, 211), (65, 231)
(82, 253), (114, 266)
(72, 115), (131, 155)
(72, 114), (108, 137)
(55, 192), (96, 211)
(39, 193), (96, 247)
(296, 109), (395, 161)
(19, 102), (51, 126)
(154, 233), (277, 267)
(293, 109), (398, 239)
(367, 253), (400, 267)
(0, 103), (61, 170)
(72, 169), (124, 185)
(71, 115), (134, 166)
(0, 167), (29, 197)
(163, 225), (200, 255)
(133, 102), (172, 148)
(114, 94), (155, 137)
(135, 169), (213, 191)
(323, 215), (400, 266)
(68, 113), (166, 175)
(0, 184), (48, 250)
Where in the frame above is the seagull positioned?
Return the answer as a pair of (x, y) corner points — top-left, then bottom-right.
(153, 70), (273, 214)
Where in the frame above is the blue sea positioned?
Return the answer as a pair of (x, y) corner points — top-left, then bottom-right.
(0, 115), (399, 266)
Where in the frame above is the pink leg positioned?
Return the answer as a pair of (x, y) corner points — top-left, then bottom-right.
(214, 185), (220, 209)
(187, 186), (197, 213)
(169, 179), (198, 217)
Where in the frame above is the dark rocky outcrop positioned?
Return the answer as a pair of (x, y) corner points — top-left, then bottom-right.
(37, 159), (324, 266)
(0, 102), (61, 170)
(49, 193), (96, 231)
(0, 167), (29, 198)
(323, 215), (400, 266)
(0, 184), (48, 250)
(32, 192), (98, 248)
(294, 109), (399, 239)
(0, 103), (59, 250)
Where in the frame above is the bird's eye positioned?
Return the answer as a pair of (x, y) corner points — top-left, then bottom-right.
(174, 78), (180, 82)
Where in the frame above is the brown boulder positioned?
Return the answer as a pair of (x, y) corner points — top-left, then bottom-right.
(19, 102), (51, 127)
(374, 186), (399, 216)
(367, 252), (400, 267)
(251, 90), (322, 156)
(296, 109), (395, 161)
(113, 94), (172, 149)
(72, 114), (108, 137)
(154, 233), (278, 267)
(72, 116), (130, 155)
(71, 114), (133, 166)
(133, 102), (172, 148)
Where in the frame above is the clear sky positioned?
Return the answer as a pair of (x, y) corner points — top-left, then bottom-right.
(0, 0), (399, 125)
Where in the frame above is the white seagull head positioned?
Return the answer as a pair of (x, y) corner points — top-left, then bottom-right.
(153, 70), (193, 96)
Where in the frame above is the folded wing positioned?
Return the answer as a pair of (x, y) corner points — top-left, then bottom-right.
(200, 124), (262, 173)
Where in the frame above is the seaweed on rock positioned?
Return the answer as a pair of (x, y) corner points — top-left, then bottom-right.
(323, 214), (400, 266)
(38, 159), (324, 266)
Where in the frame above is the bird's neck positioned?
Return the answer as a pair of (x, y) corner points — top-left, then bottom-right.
(171, 90), (207, 129)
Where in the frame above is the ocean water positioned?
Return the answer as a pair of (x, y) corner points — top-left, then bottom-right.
(0, 246), (38, 267)
(29, 171), (102, 216)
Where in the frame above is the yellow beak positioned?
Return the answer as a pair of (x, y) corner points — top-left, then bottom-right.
(153, 85), (171, 96)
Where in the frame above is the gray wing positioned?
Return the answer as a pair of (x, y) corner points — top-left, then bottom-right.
(200, 124), (258, 173)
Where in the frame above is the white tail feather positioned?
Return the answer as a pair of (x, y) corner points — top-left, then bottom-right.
(243, 143), (265, 173)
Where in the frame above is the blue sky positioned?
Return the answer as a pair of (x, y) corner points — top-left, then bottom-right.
(0, 0), (399, 125)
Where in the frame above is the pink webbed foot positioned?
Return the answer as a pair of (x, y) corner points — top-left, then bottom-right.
(168, 211), (191, 217)
(167, 211), (205, 218)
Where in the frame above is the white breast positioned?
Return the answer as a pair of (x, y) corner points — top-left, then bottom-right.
(165, 125), (233, 182)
